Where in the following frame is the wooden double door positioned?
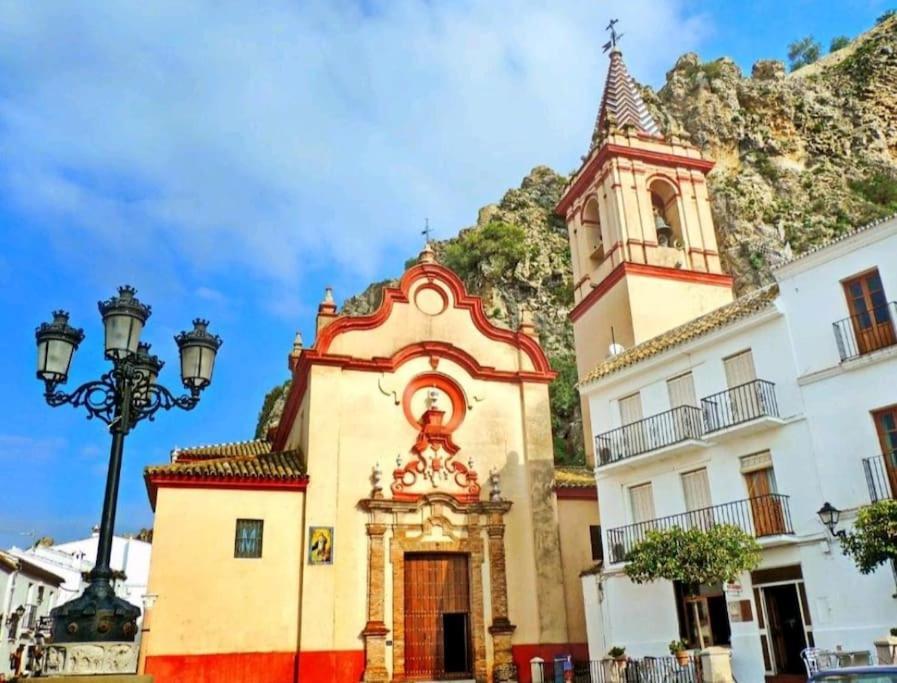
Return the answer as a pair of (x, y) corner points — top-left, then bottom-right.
(844, 270), (896, 355)
(874, 407), (897, 499)
(404, 553), (472, 680)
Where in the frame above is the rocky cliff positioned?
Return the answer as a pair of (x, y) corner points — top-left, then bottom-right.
(257, 16), (897, 462)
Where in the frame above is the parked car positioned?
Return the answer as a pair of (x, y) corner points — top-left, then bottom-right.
(811, 666), (897, 682)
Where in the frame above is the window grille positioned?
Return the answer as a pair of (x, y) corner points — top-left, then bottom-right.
(234, 519), (264, 558)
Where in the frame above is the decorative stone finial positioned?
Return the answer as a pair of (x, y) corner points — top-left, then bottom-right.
(517, 306), (538, 338)
(418, 243), (437, 264)
(371, 462), (383, 498)
(291, 330), (303, 353)
(489, 467), (502, 502)
(323, 287), (334, 305)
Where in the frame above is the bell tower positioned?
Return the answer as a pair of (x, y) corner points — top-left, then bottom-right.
(557, 35), (733, 464)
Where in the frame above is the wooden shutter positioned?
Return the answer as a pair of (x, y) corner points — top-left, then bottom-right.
(681, 468), (711, 511)
(619, 392), (643, 425)
(667, 372), (697, 408)
(630, 483), (656, 523)
(724, 350), (756, 388)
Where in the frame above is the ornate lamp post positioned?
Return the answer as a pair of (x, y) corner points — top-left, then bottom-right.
(34, 286), (221, 644)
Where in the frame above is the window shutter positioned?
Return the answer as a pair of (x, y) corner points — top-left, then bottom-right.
(630, 483), (656, 523)
(667, 373), (697, 408)
(681, 468), (712, 511)
(619, 393), (643, 425)
(724, 350), (756, 388)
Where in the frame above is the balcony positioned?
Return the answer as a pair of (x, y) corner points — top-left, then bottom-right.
(701, 379), (783, 438)
(596, 405), (705, 468)
(864, 453), (896, 502)
(833, 302), (897, 362)
(606, 494), (794, 564)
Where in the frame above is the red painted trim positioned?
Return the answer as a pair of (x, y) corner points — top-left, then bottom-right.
(298, 650), (365, 683)
(273, 265), (556, 450)
(569, 262), (627, 322)
(144, 474), (308, 510)
(512, 643), (590, 683)
(401, 372), (467, 431)
(555, 487), (598, 500)
(145, 651), (298, 683)
(569, 262), (733, 322)
(557, 143), (714, 215)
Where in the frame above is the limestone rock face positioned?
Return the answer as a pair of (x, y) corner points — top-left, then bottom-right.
(644, 14), (897, 291)
(257, 16), (897, 461)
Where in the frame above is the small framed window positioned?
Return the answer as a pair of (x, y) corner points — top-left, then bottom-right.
(589, 525), (604, 562)
(234, 519), (264, 558)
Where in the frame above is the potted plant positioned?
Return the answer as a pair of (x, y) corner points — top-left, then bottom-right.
(608, 646), (626, 663)
(669, 640), (690, 665)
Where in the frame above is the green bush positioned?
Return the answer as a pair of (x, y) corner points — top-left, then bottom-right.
(877, 9), (896, 24)
(624, 524), (762, 585)
(788, 36), (822, 71)
(549, 353), (585, 465)
(830, 36), (851, 52)
(849, 171), (897, 212)
(440, 221), (527, 282)
(840, 500), (897, 574)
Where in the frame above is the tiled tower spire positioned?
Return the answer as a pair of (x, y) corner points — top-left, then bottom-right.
(591, 48), (660, 148)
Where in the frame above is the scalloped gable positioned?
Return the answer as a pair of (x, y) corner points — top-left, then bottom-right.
(316, 263), (552, 374)
(272, 262), (556, 450)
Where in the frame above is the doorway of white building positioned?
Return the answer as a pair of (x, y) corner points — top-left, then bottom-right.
(752, 565), (813, 678)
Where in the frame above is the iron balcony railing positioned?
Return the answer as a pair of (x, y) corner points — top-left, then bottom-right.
(607, 494), (794, 564)
(596, 405), (704, 466)
(833, 302), (897, 361)
(701, 379), (779, 432)
(864, 453), (896, 502)
(531, 656), (700, 683)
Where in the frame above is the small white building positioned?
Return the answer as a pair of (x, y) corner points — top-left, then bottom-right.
(579, 215), (897, 681)
(9, 531), (152, 620)
(0, 549), (65, 677)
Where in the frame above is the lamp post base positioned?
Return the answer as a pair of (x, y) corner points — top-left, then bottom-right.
(50, 580), (140, 643)
(43, 641), (140, 676)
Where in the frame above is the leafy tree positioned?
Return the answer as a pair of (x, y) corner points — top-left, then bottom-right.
(840, 500), (897, 574)
(440, 221), (527, 283)
(548, 353), (584, 465)
(829, 36), (851, 52)
(877, 9), (897, 24)
(624, 525), (761, 586)
(788, 36), (822, 71)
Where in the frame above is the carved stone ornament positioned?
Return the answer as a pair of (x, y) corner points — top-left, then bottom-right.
(391, 374), (481, 502)
(43, 641), (139, 676)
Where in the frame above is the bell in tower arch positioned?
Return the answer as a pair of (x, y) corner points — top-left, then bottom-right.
(653, 205), (674, 247)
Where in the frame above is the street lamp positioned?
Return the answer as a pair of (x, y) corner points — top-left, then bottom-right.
(34, 286), (221, 644)
(817, 501), (846, 539)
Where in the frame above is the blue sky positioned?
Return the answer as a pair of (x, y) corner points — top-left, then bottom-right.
(0, 0), (891, 549)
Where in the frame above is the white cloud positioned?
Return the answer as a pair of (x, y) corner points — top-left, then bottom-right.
(0, 1), (708, 291)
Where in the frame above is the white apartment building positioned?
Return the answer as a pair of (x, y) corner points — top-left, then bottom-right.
(9, 531), (152, 618)
(0, 549), (65, 677)
(579, 215), (897, 682)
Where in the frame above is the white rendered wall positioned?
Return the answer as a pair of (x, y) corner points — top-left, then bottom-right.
(580, 223), (897, 676)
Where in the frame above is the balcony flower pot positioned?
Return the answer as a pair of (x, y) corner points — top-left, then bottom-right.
(669, 640), (690, 666)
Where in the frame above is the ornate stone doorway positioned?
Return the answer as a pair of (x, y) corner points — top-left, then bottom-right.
(404, 552), (472, 680)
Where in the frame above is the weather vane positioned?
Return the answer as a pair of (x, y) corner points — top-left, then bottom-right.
(603, 18), (623, 53)
(421, 217), (432, 245)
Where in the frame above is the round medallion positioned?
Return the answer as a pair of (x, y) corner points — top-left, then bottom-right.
(413, 284), (448, 316)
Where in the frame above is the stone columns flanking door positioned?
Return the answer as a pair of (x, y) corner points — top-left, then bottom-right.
(359, 493), (512, 683)
(486, 510), (517, 682)
(362, 520), (390, 683)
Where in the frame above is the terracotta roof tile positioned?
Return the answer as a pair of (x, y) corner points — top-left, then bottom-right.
(146, 450), (305, 481)
(554, 466), (596, 489)
(170, 439), (271, 461)
(579, 284), (780, 386)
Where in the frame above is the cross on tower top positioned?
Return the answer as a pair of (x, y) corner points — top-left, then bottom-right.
(602, 18), (623, 53)
(421, 218), (432, 245)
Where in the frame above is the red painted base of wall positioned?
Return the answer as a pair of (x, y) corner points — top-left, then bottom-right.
(298, 650), (364, 683)
(145, 649), (364, 683)
(512, 643), (590, 683)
